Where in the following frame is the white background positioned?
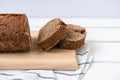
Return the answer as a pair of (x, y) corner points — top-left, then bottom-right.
(0, 0), (120, 18)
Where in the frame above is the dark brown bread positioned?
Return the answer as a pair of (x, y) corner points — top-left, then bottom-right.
(38, 18), (66, 51)
(0, 14), (31, 52)
(58, 24), (86, 49)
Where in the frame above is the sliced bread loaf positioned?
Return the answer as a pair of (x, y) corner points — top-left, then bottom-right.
(0, 14), (31, 52)
(58, 24), (86, 49)
(38, 18), (66, 51)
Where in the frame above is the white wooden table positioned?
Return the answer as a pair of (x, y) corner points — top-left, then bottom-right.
(29, 18), (120, 80)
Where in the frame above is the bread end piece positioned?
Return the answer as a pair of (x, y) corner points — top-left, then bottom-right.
(58, 24), (87, 49)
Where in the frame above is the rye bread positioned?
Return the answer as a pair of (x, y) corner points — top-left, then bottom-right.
(38, 18), (66, 51)
(58, 24), (86, 49)
(0, 14), (31, 52)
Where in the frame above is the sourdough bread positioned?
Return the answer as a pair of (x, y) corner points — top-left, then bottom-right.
(0, 14), (31, 52)
(58, 24), (86, 49)
(38, 18), (66, 51)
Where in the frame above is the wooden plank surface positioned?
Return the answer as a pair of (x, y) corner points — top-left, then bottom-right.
(0, 31), (78, 70)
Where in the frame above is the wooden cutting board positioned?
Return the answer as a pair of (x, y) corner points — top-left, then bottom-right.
(0, 31), (78, 70)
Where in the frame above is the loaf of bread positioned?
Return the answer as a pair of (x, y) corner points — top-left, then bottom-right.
(38, 18), (66, 51)
(0, 14), (31, 52)
(58, 24), (86, 49)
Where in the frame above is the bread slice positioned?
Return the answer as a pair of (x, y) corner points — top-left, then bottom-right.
(0, 14), (31, 52)
(38, 18), (66, 51)
(58, 24), (86, 49)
